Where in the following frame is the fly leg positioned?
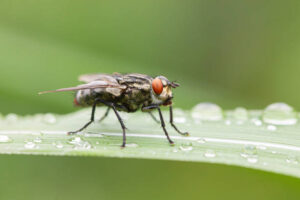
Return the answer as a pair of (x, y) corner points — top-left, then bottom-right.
(99, 107), (110, 122)
(142, 105), (174, 145)
(169, 105), (189, 136)
(68, 101), (97, 135)
(96, 99), (127, 148)
(148, 112), (160, 124)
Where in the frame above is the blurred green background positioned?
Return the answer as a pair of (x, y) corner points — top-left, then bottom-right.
(0, 0), (300, 114)
(0, 0), (300, 199)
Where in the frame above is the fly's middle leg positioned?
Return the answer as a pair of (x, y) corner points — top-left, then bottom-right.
(99, 107), (110, 122)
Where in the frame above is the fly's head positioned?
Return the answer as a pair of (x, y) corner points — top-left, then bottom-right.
(150, 76), (179, 106)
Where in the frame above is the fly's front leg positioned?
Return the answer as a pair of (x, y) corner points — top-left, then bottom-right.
(169, 105), (189, 136)
(68, 102), (97, 135)
(142, 105), (174, 145)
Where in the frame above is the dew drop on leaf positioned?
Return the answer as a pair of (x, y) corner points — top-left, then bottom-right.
(0, 135), (11, 143)
(191, 103), (223, 121)
(204, 150), (216, 158)
(263, 102), (297, 125)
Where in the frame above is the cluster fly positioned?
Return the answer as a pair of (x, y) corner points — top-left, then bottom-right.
(40, 73), (189, 147)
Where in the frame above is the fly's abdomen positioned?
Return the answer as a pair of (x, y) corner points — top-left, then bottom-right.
(74, 89), (97, 107)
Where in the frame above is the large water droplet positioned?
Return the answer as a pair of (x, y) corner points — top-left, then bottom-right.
(263, 103), (297, 125)
(24, 142), (37, 149)
(191, 103), (223, 121)
(5, 113), (18, 123)
(204, 150), (216, 158)
(43, 113), (57, 124)
(233, 107), (248, 121)
(0, 135), (11, 143)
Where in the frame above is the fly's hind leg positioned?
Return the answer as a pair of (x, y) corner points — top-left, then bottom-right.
(68, 101), (97, 135)
(169, 105), (189, 136)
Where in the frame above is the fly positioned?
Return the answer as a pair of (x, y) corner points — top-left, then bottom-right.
(39, 73), (189, 147)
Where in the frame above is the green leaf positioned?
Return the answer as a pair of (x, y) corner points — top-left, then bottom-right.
(0, 105), (300, 178)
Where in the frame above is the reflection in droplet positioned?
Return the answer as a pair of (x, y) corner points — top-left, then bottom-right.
(263, 103), (297, 125)
(204, 150), (216, 158)
(68, 137), (92, 150)
(0, 135), (11, 143)
(191, 103), (223, 121)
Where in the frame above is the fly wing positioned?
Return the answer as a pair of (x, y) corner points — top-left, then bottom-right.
(39, 80), (126, 95)
(79, 73), (121, 83)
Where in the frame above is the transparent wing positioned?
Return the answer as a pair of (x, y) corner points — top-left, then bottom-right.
(39, 80), (126, 95)
(79, 74), (120, 83)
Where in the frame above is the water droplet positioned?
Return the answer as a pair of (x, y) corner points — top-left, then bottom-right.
(233, 107), (248, 121)
(53, 141), (64, 149)
(43, 113), (57, 124)
(196, 138), (206, 144)
(34, 137), (42, 143)
(95, 141), (100, 145)
(126, 143), (138, 148)
(263, 103), (297, 125)
(267, 125), (277, 131)
(68, 137), (92, 150)
(257, 145), (267, 150)
(247, 157), (258, 164)
(286, 155), (299, 164)
(179, 146), (193, 151)
(252, 118), (262, 126)
(240, 145), (257, 158)
(5, 113), (18, 123)
(225, 120), (231, 125)
(204, 150), (216, 158)
(191, 103), (223, 121)
(0, 135), (11, 143)
(24, 142), (36, 149)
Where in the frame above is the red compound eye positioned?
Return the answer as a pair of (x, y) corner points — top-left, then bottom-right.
(74, 98), (80, 106)
(152, 78), (163, 95)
